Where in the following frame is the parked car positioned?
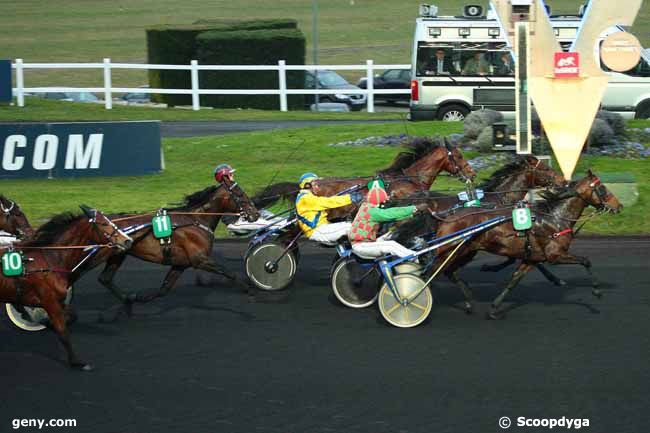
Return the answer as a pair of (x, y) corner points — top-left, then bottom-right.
(305, 70), (367, 111)
(121, 85), (151, 104)
(357, 69), (411, 104)
(42, 92), (99, 103)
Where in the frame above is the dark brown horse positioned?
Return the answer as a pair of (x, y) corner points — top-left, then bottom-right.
(390, 156), (569, 297)
(430, 170), (622, 319)
(0, 195), (34, 239)
(88, 177), (260, 313)
(253, 137), (476, 220)
(1, 207), (132, 370)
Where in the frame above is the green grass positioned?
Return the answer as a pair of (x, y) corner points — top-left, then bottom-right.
(0, 98), (402, 122)
(2, 121), (649, 235)
(3, 0), (648, 87)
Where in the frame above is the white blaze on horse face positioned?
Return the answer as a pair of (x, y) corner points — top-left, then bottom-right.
(490, 0), (642, 180)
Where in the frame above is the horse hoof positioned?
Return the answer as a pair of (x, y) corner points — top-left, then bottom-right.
(485, 310), (505, 320)
(592, 289), (603, 299)
(71, 362), (94, 372)
(195, 274), (211, 287)
(555, 279), (567, 287)
(463, 302), (473, 315)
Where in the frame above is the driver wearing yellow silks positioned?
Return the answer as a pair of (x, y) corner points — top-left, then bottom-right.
(295, 173), (362, 244)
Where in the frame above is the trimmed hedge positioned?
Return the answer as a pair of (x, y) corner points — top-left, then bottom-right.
(196, 28), (305, 110)
(146, 20), (301, 106)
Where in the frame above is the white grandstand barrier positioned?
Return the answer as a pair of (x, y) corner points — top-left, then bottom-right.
(11, 59), (413, 112)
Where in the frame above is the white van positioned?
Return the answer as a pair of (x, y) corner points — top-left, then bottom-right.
(409, 4), (650, 121)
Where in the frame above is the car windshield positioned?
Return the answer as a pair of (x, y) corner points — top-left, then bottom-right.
(317, 71), (349, 87)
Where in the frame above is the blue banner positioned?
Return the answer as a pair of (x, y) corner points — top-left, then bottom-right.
(0, 121), (162, 179)
(0, 60), (11, 103)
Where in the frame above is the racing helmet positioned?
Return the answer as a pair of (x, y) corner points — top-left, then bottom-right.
(299, 172), (319, 189)
(214, 164), (235, 182)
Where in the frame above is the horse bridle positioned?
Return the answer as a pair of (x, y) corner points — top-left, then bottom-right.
(446, 147), (473, 182)
(0, 199), (15, 214)
(221, 181), (258, 222)
(588, 177), (614, 211)
(88, 210), (132, 249)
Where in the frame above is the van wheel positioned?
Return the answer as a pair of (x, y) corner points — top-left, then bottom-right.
(635, 102), (650, 119)
(437, 104), (470, 121)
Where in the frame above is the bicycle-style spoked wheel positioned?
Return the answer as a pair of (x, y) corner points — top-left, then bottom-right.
(245, 242), (297, 291)
(378, 274), (432, 328)
(331, 257), (380, 309)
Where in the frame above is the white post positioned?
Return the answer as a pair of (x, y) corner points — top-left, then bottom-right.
(103, 58), (112, 109)
(366, 59), (374, 113)
(278, 60), (288, 112)
(190, 60), (200, 111)
(15, 59), (24, 107)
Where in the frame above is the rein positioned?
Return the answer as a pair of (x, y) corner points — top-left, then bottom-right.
(112, 211), (241, 223)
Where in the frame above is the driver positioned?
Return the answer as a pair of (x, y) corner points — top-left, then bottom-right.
(213, 164), (281, 235)
(295, 172), (362, 244)
(349, 180), (427, 258)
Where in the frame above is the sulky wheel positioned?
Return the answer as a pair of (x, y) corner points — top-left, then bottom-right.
(330, 257), (380, 309)
(378, 274), (432, 328)
(245, 242), (297, 291)
(394, 262), (423, 276)
(5, 286), (73, 332)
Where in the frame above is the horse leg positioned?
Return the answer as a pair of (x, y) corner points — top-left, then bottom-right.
(551, 254), (601, 298)
(95, 254), (138, 321)
(480, 257), (516, 273)
(487, 262), (533, 320)
(42, 298), (91, 371)
(535, 263), (567, 287)
(446, 268), (475, 314)
(192, 254), (253, 295)
(133, 266), (186, 303)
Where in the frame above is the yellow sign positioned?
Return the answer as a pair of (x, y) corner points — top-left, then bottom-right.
(491, 0), (642, 180)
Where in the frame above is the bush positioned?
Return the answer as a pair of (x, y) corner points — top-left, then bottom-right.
(146, 20), (302, 106)
(588, 118), (615, 147)
(196, 28), (305, 110)
(463, 109), (503, 139)
(596, 110), (626, 137)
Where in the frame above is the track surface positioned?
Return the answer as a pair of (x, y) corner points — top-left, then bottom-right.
(160, 120), (402, 137)
(1, 238), (649, 433)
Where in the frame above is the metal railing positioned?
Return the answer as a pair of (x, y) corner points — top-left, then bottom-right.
(11, 59), (412, 113)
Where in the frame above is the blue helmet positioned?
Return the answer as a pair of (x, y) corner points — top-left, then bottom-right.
(299, 172), (319, 189)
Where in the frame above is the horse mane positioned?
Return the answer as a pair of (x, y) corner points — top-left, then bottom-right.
(252, 181), (299, 208)
(478, 156), (535, 191)
(537, 181), (578, 205)
(378, 136), (445, 176)
(25, 212), (86, 246)
(169, 185), (220, 211)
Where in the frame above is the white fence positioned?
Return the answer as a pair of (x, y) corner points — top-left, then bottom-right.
(11, 59), (412, 113)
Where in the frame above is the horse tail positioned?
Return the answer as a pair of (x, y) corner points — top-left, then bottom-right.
(252, 182), (300, 209)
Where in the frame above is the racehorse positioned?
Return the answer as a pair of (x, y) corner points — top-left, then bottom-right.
(390, 156), (570, 302)
(0, 207), (132, 370)
(429, 170), (622, 319)
(0, 195), (34, 239)
(253, 137), (476, 220)
(89, 177), (260, 313)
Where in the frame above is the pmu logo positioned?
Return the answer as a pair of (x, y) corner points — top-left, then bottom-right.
(554, 52), (580, 78)
(2, 134), (103, 171)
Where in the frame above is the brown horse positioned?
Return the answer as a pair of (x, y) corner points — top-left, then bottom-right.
(0, 195), (34, 239)
(390, 156), (569, 297)
(88, 177), (260, 313)
(253, 137), (476, 219)
(431, 170), (622, 319)
(0, 207), (132, 370)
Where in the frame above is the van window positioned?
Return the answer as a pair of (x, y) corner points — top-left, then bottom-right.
(620, 58), (650, 77)
(416, 41), (511, 77)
